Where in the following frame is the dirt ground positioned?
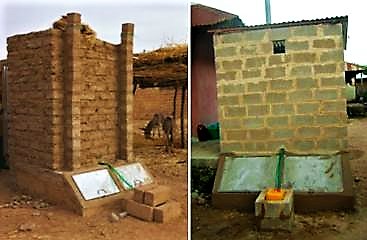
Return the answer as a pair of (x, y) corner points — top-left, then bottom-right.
(0, 127), (188, 240)
(192, 118), (367, 240)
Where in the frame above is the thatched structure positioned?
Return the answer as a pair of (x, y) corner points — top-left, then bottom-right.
(133, 44), (188, 148)
(133, 44), (187, 91)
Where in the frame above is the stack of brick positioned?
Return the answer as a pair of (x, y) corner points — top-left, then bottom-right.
(124, 184), (181, 223)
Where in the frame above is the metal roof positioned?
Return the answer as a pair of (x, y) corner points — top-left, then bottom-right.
(191, 4), (241, 27)
(211, 16), (348, 49)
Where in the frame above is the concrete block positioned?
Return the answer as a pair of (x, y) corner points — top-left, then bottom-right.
(248, 129), (271, 140)
(273, 129), (294, 139)
(296, 103), (319, 114)
(255, 189), (293, 218)
(218, 95), (240, 106)
(221, 32), (243, 43)
(292, 52), (316, 63)
(246, 57), (266, 68)
(323, 24), (342, 36)
(223, 83), (245, 94)
(313, 39), (336, 48)
(126, 199), (154, 221)
(291, 115), (314, 126)
(248, 105), (269, 116)
(243, 117), (265, 129)
(266, 116), (289, 127)
(217, 71), (237, 81)
(144, 185), (170, 207)
(290, 66), (312, 77)
(224, 106), (247, 118)
(215, 47), (237, 57)
(295, 78), (317, 89)
(245, 30), (266, 41)
(226, 130), (247, 141)
(269, 80), (293, 90)
(271, 104), (294, 115)
(287, 40), (309, 51)
(314, 64), (337, 74)
(223, 60), (243, 70)
(265, 67), (285, 78)
(243, 93), (263, 104)
(247, 82), (268, 92)
(297, 127), (321, 138)
(266, 92), (286, 103)
(259, 212), (294, 231)
(320, 77), (345, 87)
(288, 90), (312, 102)
(320, 50), (343, 62)
(242, 70), (261, 79)
(153, 201), (181, 223)
(221, 119), (242, 129)
(293, 25), (317, 36)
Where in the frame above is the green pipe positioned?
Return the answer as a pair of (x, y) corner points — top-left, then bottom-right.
(275, 148), (285, 190)
(98, 162), (133, 190)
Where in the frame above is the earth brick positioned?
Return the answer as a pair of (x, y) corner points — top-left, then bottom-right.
(153, 201), (181, 223)
(126, 199), (154, 221)
(144, 185), (170, 207)
(133, 184), (156, 203)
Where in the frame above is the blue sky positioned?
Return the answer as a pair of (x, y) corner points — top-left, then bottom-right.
(0, 0), (188, 58)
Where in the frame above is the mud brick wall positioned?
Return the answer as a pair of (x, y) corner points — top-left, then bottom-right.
(7, 30), (55, 169)
(134, 87), (188, 120)
(214, 23), (347, 155)
(79, 36), (119, 167)
(7, 13), (134, 171)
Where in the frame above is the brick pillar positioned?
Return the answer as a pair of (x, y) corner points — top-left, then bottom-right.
(63, 13), (81, 170)
(118, 23), (134, 161)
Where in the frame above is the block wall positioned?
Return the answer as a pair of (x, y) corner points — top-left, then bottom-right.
(6, 13), (134, 171)
(79, 36), (119, 167)
(214, 23), (347, 155)
(7, 30), (55, 169)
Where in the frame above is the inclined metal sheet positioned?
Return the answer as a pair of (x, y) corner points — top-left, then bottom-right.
(116, 163), (153, 189)
(72, 169), (120, 201)
(218, 155), (343, 193)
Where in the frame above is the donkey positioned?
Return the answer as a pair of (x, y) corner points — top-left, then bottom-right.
(141, 114), (174, 152)
(162, 116), (173, 153)
(141, 113), (164, 139)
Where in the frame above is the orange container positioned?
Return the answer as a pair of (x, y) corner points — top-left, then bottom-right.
(265, 188), (285, 201)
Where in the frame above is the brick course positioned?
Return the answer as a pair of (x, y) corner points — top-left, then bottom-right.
(214, 22), (347, 155)
(6, 13), (134, 170)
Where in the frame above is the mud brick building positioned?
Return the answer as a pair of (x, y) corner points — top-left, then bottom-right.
(2, 13), (135, 213)
(213, 16), (348, 155)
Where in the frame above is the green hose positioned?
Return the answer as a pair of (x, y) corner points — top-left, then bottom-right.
(98, 162), (133, 190)
(275, 148), (285, 190)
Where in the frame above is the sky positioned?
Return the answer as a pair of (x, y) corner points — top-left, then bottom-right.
(0, 0), (188, 58)
(193, 0), (367, 66)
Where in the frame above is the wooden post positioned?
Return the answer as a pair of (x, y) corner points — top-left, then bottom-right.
(180, 85), (186, 148)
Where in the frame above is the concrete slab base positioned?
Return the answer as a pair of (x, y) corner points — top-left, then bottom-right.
(11, 162), (134, 217)
(255, 189), (294, 231)
(212, 153), (355, 212)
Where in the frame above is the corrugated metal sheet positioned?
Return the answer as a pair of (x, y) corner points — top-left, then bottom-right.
(211, 15), (348, 49)
(191, 4), (240, 27)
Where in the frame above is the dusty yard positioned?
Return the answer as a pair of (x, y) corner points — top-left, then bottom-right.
(192, 118), (367, 240)
(0, 129), (188, 240)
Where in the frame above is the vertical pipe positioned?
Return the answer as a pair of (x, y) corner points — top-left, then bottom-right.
(265, 0), (272, 24)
